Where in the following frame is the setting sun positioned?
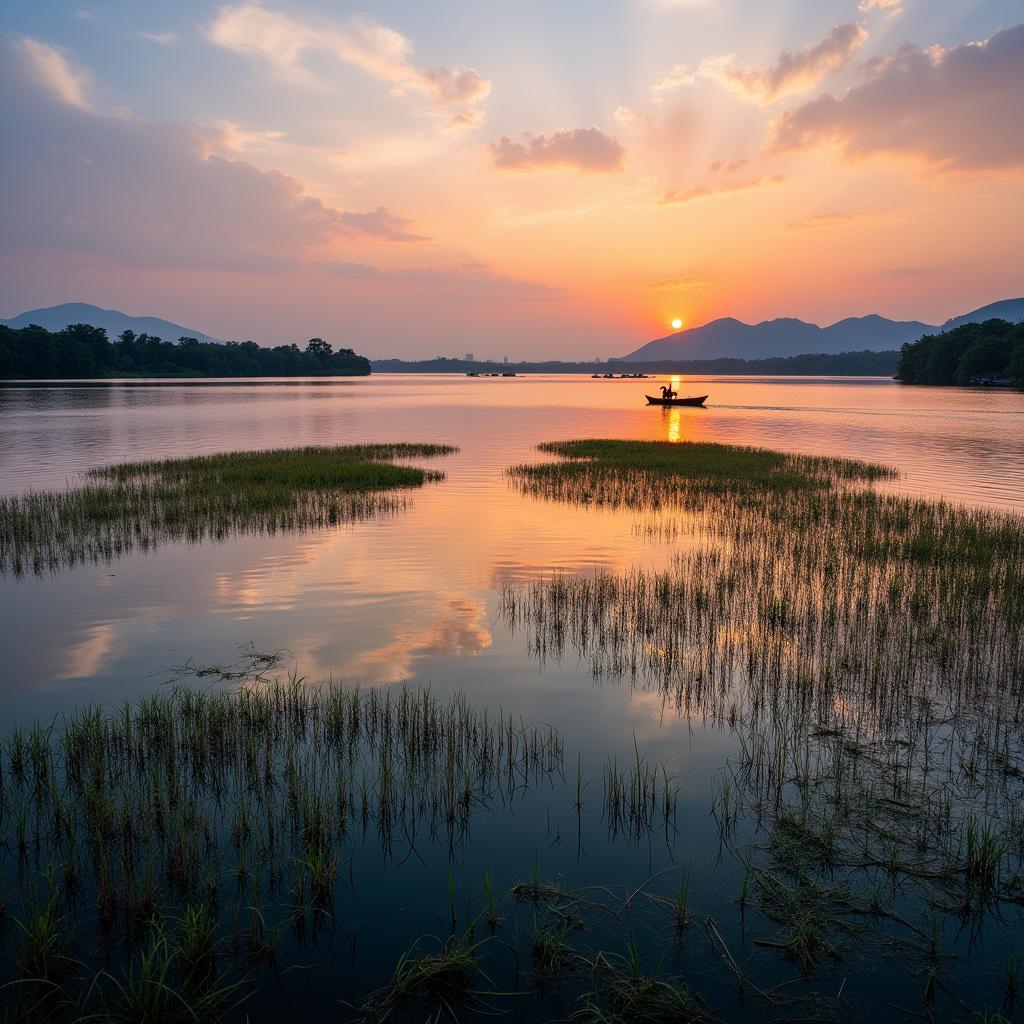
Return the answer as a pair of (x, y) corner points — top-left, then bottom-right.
(671, 318), (683, 330)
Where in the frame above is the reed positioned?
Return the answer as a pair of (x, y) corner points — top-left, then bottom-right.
(504, 437), (1024, 986)
(0, 443), (457, 577)
(0, 675), (562, 1019)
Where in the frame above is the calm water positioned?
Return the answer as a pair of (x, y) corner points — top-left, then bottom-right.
(1, 373), (1022, 1021)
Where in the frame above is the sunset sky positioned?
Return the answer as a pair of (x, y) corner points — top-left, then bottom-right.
(1, 1), (1021, 358)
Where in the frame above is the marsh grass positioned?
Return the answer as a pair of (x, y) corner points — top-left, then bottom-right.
(0, 677), (561, 1020)
(356, 927), (494, 1022)
(0, 443), (457, 577)
(504, 437), (1024, 992)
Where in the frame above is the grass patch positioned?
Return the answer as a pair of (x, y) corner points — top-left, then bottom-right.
(0, 443), (457, 577)
(509, 438), (893, 505)
(503, 436), (1024, 984)
(0, 672), (562, 1020)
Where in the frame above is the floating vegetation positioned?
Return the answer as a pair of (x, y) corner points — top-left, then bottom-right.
(0, 676), (562, 1020)
(0, 443), (457, 577)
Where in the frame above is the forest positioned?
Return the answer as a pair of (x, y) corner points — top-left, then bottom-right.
(0, 323), (371, 378)
(896, 318), (1023, 385)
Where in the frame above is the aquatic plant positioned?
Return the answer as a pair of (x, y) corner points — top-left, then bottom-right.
(0, 676), (562, 1020)
(503, 437), (1024, 1000)
(0, 443), (457, 577)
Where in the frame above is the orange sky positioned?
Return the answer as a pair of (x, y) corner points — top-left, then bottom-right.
(1, 2), (1022, 357)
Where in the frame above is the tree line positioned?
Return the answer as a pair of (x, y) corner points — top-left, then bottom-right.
(0, 324), (371, 379)
(896, 319), (1023, 386)
(372, 349), (901, 376)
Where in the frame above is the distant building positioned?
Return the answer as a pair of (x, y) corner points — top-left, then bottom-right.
(464, 352), (475, 361)
(502, 355), (508, 364)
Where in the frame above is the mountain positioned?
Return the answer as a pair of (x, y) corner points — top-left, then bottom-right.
(622, 314), (931, 362)
(620, 298), (1023, 362)
(940, 297), (1024, 332)
(0, 303), (223, 344)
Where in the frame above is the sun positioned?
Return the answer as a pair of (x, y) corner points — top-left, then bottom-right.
(671, 318), (683, 330)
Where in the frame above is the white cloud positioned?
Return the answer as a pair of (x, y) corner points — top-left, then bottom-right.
(17, 37), (93, 111)
(700, 23), (868, 104)
(139, 31), (179, 46)
(650, 63), (695, 98)
(859, 0), (902, 16)
(206, 4), (489, 113)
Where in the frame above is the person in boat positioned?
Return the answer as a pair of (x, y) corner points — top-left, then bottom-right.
(660, 384), (677, 401)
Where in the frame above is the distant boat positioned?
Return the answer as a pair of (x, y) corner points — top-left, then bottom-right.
(501, 371), (517, 377)
(968, 374), (1015, 387)
(645, 393), (708, 407)
(466, 371), (480, 376)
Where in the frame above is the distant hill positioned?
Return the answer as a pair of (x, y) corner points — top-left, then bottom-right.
(620, 298), (1024, 362)
(0, 303), (223, 344)
(940, 298), (1024, 333)
(372, 349), (899, 376)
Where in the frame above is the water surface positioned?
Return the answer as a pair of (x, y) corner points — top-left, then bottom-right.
(1, 373), (1021, 1021)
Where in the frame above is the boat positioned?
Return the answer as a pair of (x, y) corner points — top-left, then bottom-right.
(645, 394), (708, 407)
(969, 374), (1016, 388)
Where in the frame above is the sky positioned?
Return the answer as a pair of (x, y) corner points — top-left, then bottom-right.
(0, 1), (1021, 359)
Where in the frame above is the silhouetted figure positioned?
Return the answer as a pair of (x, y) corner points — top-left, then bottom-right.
(660, 384), (677, 401)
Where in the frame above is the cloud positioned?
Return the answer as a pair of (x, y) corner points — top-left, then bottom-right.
(489, 127), (625, 172)
(660, 174), (786, 205)
(707, 158), (749, 172)
(206, 4), (489, 113)
(1, 40), (428, 274)
(700, 23), (868, 104)
(139, 31), (179, 46)
(613, 105), (652, 127)
(650, 63), (695, 98)
(338, 207), (428, 242)
(645, 274), (705, 290)
(771, 25), (1024, 172)
(785, 211), (862, 230)
(859, 0), (902, 16)
(17, 37), (93, 111)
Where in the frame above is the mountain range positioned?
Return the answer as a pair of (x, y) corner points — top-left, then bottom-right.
(0, 303), (223, 345)
(620, 297), (1024, 362)
(3, 297), (1023, 362)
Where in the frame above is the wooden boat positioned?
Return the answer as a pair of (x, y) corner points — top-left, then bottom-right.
(645, 393), (708, 407)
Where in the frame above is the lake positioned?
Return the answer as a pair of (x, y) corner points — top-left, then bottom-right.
(1, 373), (1022, 1022)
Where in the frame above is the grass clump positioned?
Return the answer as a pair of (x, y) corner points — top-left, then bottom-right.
(356, 929), (491, 1022)
(575, 944), (712, 1024)
(0, 674), (562, 1021)
(509, 438), (893, 506)
(0, 443), (457, 577)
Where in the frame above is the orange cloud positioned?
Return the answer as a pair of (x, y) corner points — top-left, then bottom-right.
(660, 174), (786, 205)
(489, 127), (625, 172)
(771, 25), (1024, 172)
(700, 23), (868, 104)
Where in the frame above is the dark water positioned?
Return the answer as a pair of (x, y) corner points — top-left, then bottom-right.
(0, 373), (1022, 1021)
